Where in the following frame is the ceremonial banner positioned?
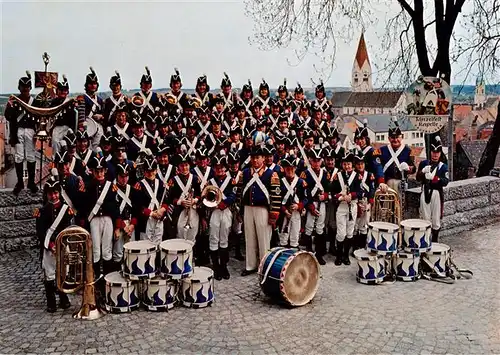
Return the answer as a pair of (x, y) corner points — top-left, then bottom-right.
(405, 76), (452, 133)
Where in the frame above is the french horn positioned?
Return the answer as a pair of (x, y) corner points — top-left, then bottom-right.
(130, 95), (145, 108)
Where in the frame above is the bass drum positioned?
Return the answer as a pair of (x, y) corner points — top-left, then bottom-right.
(85, 118), (98, 138)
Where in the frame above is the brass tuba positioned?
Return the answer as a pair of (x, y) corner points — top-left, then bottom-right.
(56, 226), (104, 320)
(201, 185), (223, 208)
(371, 187), (401, 226)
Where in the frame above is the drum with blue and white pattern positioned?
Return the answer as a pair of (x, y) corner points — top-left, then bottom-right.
(422, 243), (450, 277)
(393, 252), (420, 281)
(160, 239), (194, 280)
(180, 266), (214, 308)
(354, 249), (385, 285)
(142, 276), (178, 311)
(366, 221), (399, 255)
(401, 219), (432, 253)
(122, 240), (157, 280)
(104, 271), (140, 313)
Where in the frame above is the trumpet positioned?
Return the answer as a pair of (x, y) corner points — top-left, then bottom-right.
(130, 95), (145, 108)
(183, 188), (194, 230)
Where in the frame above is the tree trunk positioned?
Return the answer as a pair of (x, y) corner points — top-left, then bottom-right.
(476, 102), (500, 177)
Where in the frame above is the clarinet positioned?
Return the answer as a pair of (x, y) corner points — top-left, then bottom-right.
(346, 183), (353, 221)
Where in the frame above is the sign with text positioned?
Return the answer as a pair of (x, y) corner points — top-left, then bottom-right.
(404, 76), (452, 133)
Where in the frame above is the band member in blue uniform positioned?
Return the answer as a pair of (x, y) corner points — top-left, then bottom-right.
(292, 83), (307, 113)
(296, 129), (315, 173)
(99, 128), (114, 162)
(354, 118), (383, 183)
(34, 176), (74, 312)
(276, 78), (289, 107)
(144, 111), (159, 141)
(156, 143), (176, 240)
(74, 130), (93, 180)
(238, 146), (281, 276)
(195, 105), (212, 139)
(104, 70), (129, 126)
(193, 74), (213, 107)
(263, 144), (282, 175)
(5, 71), (38, 195)
(238, 80), (254, 116)
(227, 150), (244, 260)
(127, 112), (157, 162)
(167, 68), (188, 111)
(81, 67), (104, 150)
(353, 150), (376, 251)
(206, 154), (237, 280)
(416, 136), (449, 243)
(279, 155), (307, 249)
(110, 106), (132, 140)
(220, 72), (236, 111)
(106, 135), (135, 183)
(300, 147), (331, 264)
(133, 66), (160, 116)
(132, 154), (168, 244)
(312, 81), (332, 114)
(51, 75), (77, 156)
(323, 147), (339, 255)
(332, 150), (361, 266)
(377, 119), (416, 197)
(113, 161), (136, 271)
(326, 126), (345, 169)
(254, 78), (271, 116)
(83, 153), (120, 282)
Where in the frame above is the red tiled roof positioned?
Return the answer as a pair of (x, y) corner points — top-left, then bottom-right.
(355, 33), (370, 67)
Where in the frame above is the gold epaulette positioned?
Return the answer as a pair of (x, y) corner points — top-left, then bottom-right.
(134, 182), (142, 190)
(78, 178), (85, 192)
(112, 184), (118, 192)
(373, 149), (381, 156)
(299, 171), (307, 179)
(33, 208), (40, 218)
(270, 172), (280, 185)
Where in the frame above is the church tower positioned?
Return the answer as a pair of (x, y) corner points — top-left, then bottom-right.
(474, 76), (486, 109)
(351, 33), (373, 92)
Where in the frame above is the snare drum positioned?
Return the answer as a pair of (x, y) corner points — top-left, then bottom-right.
(354, 249), (385, 285)
(401, 219), (432, 252)
(180, 266), (214, 308)
(258, 247), (320, 306)
(393, 252), (420, 281)
(105, 271), (140, 313)
(422, 243), (450, 276)
(160, 239), (194, 279)
(122, 241), (157, 280)
(142, 277), (178, 311)
(366, 222), (399, 255)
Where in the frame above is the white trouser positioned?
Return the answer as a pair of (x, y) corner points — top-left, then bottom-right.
(209, 209), (232, 251)
(336, 202), (358, 242)
(326, 200), (337, 229)
(279, 210), (301, 247)
(177, 207), (200, 242)
(304, 202), (326, 236)
(15, 127), (36, 163)
(420, 190), (442, 230)
(52, 125), (70, 157)
(42, 249), (56, 281)
(387, 179), (402, 197)
(232, 213), (242, 234)
(90, 216), (113, 262)
(243, 206), (271, 271)
(355, 204), (371, 234)
(140, 217), (164, 245)
(90, 121), (104, 151)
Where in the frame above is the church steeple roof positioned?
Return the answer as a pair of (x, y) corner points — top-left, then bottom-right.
(355, 33), (370, 68)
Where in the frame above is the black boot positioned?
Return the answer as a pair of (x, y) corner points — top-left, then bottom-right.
(350, 233), (358, 257)
(13, 163), (24, 196)
(315, 233), (327, 265)
(335, 241), (343, 266)
(58, 291), (71, 309)
(210, 250), (222, 281)
(343, 239), (351, 265)
(328, 228), (337, 255)
(234, 233), (244, 261)
(44, 281), (57, 313)
(219, 248), (230, 280)
(102, 260), (114, 277)
(431, 229), (440, 243)
(359, 233), (367, 250)
(27, 161), (38, 194)
(302, 234), (313, 252)
(93, 262), (102, 280)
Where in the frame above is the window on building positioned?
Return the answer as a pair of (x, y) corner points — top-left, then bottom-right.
(412, 132), (415, 139)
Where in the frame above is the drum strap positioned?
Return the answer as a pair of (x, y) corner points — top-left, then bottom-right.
(361, 171), (369, 192)
(243, 156), (251, 167)
(157, 164), (173, 185)
(186, 137), (198, 157)
(175, 174), (193, 200)
(45, 204), (69, 248)
(61, 188), (75, 212)
(194, 167), (211, 191)
(308, 167), (324, 197)
(260, 249), (287, 285)
(142, 178), (160, 210)
(242, 168), (270, 203)
(69, 157), (76, 175)
(145, 129), (159, 140)
(383, 144), (405, 173)
(85, 93), (101, 119)
(334, 142), (342, 155)
(109, 94), (125, 119)
(282, 176), (299, 204)
(362, 146), (372, 156)
(131, 136), (147, 152)
(304, 117), (311, 127)
(114, 123), (130, 140)
(88, 181), (112, 222)
(196, 121), (211, 138)
(329, 168), (338, 183)
(268, 116), (278, 130)
(297, 143), (310, 168)
(115, 181), (132, 214)
(210, 172), (231, 200)
(16, 97), (34, 122)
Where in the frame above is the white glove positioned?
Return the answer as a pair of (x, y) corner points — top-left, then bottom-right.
(425, 172), (433, 180)
(422, 165), (431, 174)
(400, 162), (410, 171)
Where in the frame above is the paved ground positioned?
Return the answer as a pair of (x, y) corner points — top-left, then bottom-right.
(0, 224), (499, 355)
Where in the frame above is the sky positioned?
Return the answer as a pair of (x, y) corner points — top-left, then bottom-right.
(0, 0), (483, 94)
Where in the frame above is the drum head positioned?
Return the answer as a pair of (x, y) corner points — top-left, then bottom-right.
(105, 271), (129, 284)
(282, 252), (319, 307)
(354, 249), (380, 261)
(400, 219), (431, 230)
(124, 240), (156, 252)
(191, 266), (214, 281)
(160, 239), (194, 252)
(86, 118), (98, 137)
(369, 221), (399, 231)
(430, 243), (450, 254)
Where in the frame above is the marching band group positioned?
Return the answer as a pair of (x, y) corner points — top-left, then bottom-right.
(4, 68), (449, 313)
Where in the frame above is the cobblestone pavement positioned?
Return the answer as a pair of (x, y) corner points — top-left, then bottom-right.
(0, 224), (499, 355)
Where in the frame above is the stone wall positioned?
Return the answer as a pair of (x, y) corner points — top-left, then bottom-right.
(0, 189), (41, 253)
(406, 176), (500, 237)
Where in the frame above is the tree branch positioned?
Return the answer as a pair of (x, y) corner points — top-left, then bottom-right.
(396, 0), (415, 16)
